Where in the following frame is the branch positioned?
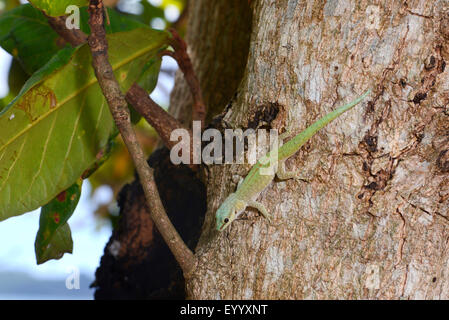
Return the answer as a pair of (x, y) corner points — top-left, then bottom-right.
(163, 29), (207, 127)
(47, 15), (87, 47)
(87, 0), (196, 276)
(46, 15), (199, 170)
(126, 84), (197, 169)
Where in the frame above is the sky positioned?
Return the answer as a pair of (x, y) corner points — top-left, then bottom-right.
(0, 47), (10, 98)
(0, 1), (178, 298)
(0, 180), (112, 280)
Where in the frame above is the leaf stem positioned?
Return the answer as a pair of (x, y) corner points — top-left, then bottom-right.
(162, 28), (207, 128)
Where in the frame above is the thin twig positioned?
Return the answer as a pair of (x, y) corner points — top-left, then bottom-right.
(87, 0), (196, 276)
(163, 28), (207, 127)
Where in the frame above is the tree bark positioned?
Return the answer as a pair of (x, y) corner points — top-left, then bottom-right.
(168, 0), (253, 125)
(96, 0), (449, 299)
(178, 0), (449, 299)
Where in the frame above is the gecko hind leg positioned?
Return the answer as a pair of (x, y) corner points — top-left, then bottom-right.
(247, 200), (272, 222)
(279, 127), (293, 142)
(276, 160), (309, 182)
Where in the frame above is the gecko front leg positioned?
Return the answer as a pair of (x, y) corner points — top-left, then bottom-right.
(247, 200), (272, 222)
(278, 127), (293, 141)
(276, 128), (309, 182)
(276, 160), (309, 181)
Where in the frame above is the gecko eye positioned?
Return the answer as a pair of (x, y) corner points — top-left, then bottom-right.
(224, 218), (229, 223)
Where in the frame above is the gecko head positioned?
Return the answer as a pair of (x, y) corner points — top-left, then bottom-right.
(215, 193), (246, 232)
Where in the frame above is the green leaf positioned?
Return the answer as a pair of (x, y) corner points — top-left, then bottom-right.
(28, 0), (88, 17)
(138, 1), (166, 25)
(80, 135), (116, 180)
(0, 45), (77, 117)
(0, 27), (169, 221)
(137, 57), (162, 93)
(0, 0), (21, 14)
(0, 4), (148, 75)
(8, 59), (29, 97)
(0, 4), (68, 75)
(35, 181), (81, 264)
(36, 223), (73, 264)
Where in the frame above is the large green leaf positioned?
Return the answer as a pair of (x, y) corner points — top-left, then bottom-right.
(35, 181), (81, 264)
(0, 4), (147, 75)
(28, 0), (88, 17)
(0, 27), (169, 221)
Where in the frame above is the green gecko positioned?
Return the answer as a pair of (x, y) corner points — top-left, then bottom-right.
(215, 90), (371, 231)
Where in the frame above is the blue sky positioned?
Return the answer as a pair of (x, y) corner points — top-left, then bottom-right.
(0, 178), (112, 280)
(0, 47), (10, 98)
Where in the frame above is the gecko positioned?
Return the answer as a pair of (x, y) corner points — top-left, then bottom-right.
(215, 90), (371, 231)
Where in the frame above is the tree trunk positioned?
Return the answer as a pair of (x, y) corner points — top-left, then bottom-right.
(95, 0), (449, 299)
(177, 0), (449, 299)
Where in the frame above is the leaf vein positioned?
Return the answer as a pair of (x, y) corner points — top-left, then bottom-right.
(24, 112), (58, 198)
(0, 134), (28, 195)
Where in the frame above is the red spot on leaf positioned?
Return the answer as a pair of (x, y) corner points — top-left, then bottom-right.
(96, 149), (104, 160)
(57, 191), (67, 202)
(53, 212), (60, 224)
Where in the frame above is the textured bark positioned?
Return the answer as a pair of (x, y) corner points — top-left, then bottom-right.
(178, 0), (449, 299)
(168, 0), (252, 125)
(95, 0), (449, 299)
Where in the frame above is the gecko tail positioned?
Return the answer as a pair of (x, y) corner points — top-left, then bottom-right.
(279, 89), (371, 159)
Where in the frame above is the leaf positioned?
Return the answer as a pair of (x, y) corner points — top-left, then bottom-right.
(0, 4), (147, 75)
(0, 0), (21, 14)
(138, 1), (166, 25)
(28, 0), (88, 17)
(80, 135), (116, 180)
(137, 57), (162, 93)
(34, 181), (81, 264)
(0, 4), (69, 75)
(0, 45), (77, 116)
(36, 223), (73, 264)
(0, 27), (169, 221)
(8, 59), (29, 97)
